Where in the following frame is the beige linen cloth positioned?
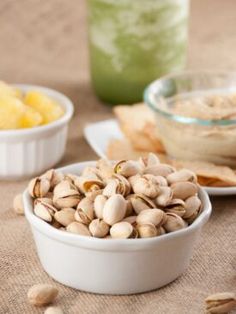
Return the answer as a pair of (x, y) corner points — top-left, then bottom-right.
(0, 0), (235, 313)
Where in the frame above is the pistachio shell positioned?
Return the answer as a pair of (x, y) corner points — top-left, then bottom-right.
(74, 176), (104, 194)
(27, 284), (58, 306)
(44, 306), (64, 314)
(53, 181), (81, 208)
(28, 177), (51, 198)
(131, 176), (160, 198)
(137, 223), (157, 238)
(114, 160), (142, 177)
(89, 219), (109, 238)
(53, 194), (81, 209)
(205, 292), (236, 314)
(156, 226), (166, 236)
(103, 178), (129, 197)
(163, 213), (187, 232)
(167, 169), (197, 184)
(76, 197), (94, 221)
(66, 222), (91, 236)
(155, 187), (173, 207)
(42, 169), (64, 188)
(102, 194), (127, 225)
(85, 189), (103, 201)
(144, 164), (175, 177)
(94, 194), (107, 219)
(96, 158), (114, 180)
(13, 193), (24, 215)
(136, 209), (166, 227)
(34, 203), (53, 222)
(147, 153), (160, 166)
(125, 198), (134, 217)
(128, 194), (155, 215)
(122, 215), (137, 226)
(183, 195), (202, 219)
(110, 222), (134, 239)
(165, 199), (186, 217)
(54, 208), (75, 226)
(171, 181), (198, 200)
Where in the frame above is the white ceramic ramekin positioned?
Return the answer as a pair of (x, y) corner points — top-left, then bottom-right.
(24, 161), (212, 295)
(0, 85), (74, 180)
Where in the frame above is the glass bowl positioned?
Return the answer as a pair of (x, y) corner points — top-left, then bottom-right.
(144, 71), (236, 167)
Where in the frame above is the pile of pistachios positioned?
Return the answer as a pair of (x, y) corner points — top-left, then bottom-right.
(28, 154), (202, 239)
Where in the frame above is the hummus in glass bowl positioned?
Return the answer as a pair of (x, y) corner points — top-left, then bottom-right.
(144, 71), (236, 167)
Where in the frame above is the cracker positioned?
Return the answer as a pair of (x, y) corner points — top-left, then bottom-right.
(172, 160), (236, 186)
(114, 104), (165, 153)
(107, 139), (168, 162)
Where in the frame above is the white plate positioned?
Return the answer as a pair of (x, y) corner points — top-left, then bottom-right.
(84, 119), (236, 196)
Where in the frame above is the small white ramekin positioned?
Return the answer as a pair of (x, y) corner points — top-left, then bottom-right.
(24, 161), (212, 295)
(0, 84), (74, 180)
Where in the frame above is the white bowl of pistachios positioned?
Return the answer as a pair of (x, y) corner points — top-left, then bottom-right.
(24, 155), (212, 295)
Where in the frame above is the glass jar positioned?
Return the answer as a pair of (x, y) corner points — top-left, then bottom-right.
(87, 0), (189, 105)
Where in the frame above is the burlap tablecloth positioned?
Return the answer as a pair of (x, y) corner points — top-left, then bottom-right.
(0, 0), (235, 313)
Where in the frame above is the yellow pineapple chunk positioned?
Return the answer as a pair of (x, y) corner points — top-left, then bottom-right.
(0, 81), (22, 99)
(20, 107), (43, 128)
(24, 91), (64, 124)
(0, 96), (25, 129)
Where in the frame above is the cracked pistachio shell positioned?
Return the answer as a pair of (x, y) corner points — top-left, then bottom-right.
(167, 169), (197, 185)
(144, 164), (175, 177)
(128, 194), (155, 214)
(132, 176), (160, 198)
(54, 208), (75, 227)
(81, 166), (103, 181)
(42, 169), (64, 188)
(34, 203), (53, 222)
(125, 198), (134, 217)
(136, 209), (166, 227)
(28, 177), (51, 198)
(13, 193), (24, 215)
(163, 213), (187, 232)
(171, 181), (198, 200)
(205, 292), (236, 314)
(85, 189), (102, 201)
(103, 178), (130, 197)
(110, 222), (134, 239)
(155, 187), (173, 207)
(122, 215), (137, 226)
(74, 176), (104, 194)
(76, 197), (94, 221)
(165, 199), (186, 217)
(89, 219), (110, 238)
(102, 179), (119, 197)
(53, 194), (81, 209)
(96, 158), (114, 180)
(53, 180), (79, 198)
(102, 194), (127, 226)
(27, 284), (58, 306)
(66, 221), (91, 236)
(183, 195), (201, 219)
(142, 174), (168, 187)
(94, 194), (107, 219)
(114, 160), (142, 177)
(128, 194), (155, 215)
(113, 174), (131, 195)
(139, 153), (160, 168)
(137, 223), (157, 238)
(34, 199), (57, 222)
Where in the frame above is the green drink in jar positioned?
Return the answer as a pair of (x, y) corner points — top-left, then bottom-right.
(87, 0), (189, 105)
